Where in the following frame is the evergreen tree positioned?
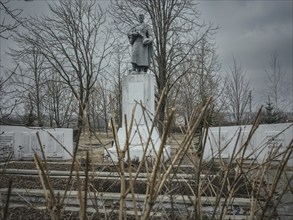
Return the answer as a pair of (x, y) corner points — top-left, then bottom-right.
(264, 97), (281, 124)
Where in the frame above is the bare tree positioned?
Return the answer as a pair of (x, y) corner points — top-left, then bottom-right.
(0, 65), (19, 124)
(265, 51), (287, 111)
(97, 78), (111, 135)
(88, 42), (128, 133)
(7, 41), (75, 127)
(109, 0), (217, 133)
(21, 92), (37, 126)
(0, 0), (27, 122)
(224, 57), (251, 125)
(88, 89), (99, 132)
(0, 0), (25, 39)
(8, 40), (48, 127)
(175, 36), (222, 123)
(107, 43), (129, 128)
(16, 0), (113, 140)
(45, 69), (75, 128)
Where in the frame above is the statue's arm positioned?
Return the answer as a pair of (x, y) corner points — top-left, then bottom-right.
(147, 25), (154, 40)
(143, 25), (154, 45)
(128, 36), (134, 45)
(128, 27), (136, 45)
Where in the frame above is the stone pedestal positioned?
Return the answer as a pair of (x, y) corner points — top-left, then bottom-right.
(121, 73), (154, 126)
(105, 73), (170, 162)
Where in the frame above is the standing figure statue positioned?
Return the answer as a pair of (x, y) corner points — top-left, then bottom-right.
(128, 14), (154, 73)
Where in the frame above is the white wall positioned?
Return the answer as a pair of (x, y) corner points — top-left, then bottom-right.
(0, 126), (73, 160)
(204, 123), (293, 166)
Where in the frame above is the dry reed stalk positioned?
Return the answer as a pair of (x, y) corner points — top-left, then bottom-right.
(47, 131), (73, 158)
(201, 174), (218, 197)
(0, 152), (13, 175)
(167, 99), (212, 219)
(119, 133), (126, 219)
(123, 113), (139, 220)
(89, 127), (107, 145)
(235, 108), (262, 166)
(36, 132), (49, 174)
(218, 130), (243, 219)
(37, 128), (83, 219)
(142, 108), (176, 218)
(126, 148), (139, 220)
(193, 105), (213, 220)
(253, 168), (273, 217)
(209, 112), (261, 219)
(255, 157), (271, 215)
(78, 97), (291, 219)
(212, 168), (229, 219)
(110, 113), (127, 220)
(35, 132), (62, 219)
(117, 88), (167, 201)
(270, 171), (293, 220)
(259, 138), (293, 219)
(83, 151), (89, 220)
(169, 98), (212, 172)
(167, 99), (211, 169)
(111, 118), (125, 220)
(2, 179), (12, 220)
(55, 193), (62, 219)
(248, 159), (264, 218)
(89, 187), (102, 220)
(209, 110), (291, 220)
(118, 104), (140, 220)
(139, 100), (162, 161)
(131, 116), (158, 177)
(34, 154), (49, 202)
(75, 158), (84, 220)
(34, 154), (59, 219)
(60, 128), (82, 206)
(108, 89), (180, 219)
(141, 97), (213, 220)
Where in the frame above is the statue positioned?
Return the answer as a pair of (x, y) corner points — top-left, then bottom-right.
(128, 14), (154, 73)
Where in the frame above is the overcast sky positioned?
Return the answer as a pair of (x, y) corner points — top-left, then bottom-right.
(1, 0), (292, 110)
(198, 0), (292, 109)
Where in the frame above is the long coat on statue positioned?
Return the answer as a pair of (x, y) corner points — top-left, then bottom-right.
(128, 22), (154, 68)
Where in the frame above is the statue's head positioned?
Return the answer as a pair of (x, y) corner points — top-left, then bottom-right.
(139, 14), (144, 23)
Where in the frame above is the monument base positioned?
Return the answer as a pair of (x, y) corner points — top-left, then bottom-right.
(104, 73), (170, 162)
(105, 125), (171, 162)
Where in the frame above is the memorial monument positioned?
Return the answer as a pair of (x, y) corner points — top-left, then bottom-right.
(105, 14), (170, 162)
(128, 13), (154, 74)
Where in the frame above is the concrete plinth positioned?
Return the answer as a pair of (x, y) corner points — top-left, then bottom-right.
(122, 73), (155, 126)
(105, 73), (170, 162)
(106, 125), (170, 162)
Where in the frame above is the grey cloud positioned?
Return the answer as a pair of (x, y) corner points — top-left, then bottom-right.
(198, 0), (292, 107)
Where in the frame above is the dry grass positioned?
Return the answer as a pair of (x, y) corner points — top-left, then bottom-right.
(1, 98), (292, 220)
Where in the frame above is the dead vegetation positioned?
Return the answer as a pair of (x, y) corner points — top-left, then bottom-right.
(0, 98), (292, 220)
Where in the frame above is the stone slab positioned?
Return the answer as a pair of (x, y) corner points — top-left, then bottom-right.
(205, 123), (293, 166)
(0, 126), (73, 160)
